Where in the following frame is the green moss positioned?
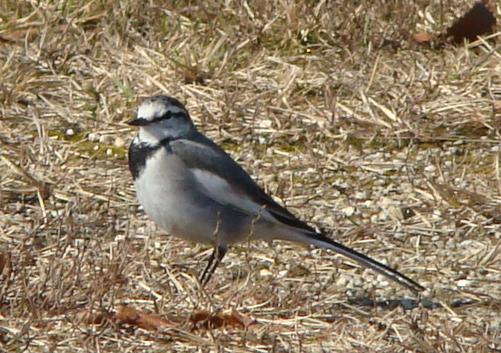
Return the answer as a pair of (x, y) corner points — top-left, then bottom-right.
(73, 141), (127, 159)
(275, 142), (303, 153)
(345, 135), (366, 151)
(220, 141), (242, 152)
(48, 129), (127, 160)
(48, 129), (86, 142)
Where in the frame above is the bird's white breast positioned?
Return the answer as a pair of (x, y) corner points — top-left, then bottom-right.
(135, 149), (189, 234)
(134, 148), (221, 244)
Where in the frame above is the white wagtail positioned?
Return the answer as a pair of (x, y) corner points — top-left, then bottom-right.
(128, 95), (424, 292)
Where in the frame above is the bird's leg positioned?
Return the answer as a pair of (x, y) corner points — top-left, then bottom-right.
(199, 245), (227, 286)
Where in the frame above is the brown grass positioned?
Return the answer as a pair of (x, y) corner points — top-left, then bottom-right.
(0, 1), (500, 352)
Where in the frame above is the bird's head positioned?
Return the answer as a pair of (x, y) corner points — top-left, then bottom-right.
(128, 95), (195, 144)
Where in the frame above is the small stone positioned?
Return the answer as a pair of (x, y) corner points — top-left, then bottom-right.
(346, 288), (357, 297)
(114, 137), (125, 148)
(106, 148), (113, 156)
(99, 135), (114, 144)
(424, 165), (436, 172)
(362, 200), (373, 208)
(311, 282), (321, 291)
(257, 119), (272, 128)
(88, 133), (99, 142)
(65, 128), (75, 136)
(342, 206), (356, 217)
(374, 179), (385, 186)
(457, 279), (472, 288)
(336, 276), (348, 287)
(354, 191), (367, 200)
(259, 269), (272, 277)
(377, 280), (390, 288)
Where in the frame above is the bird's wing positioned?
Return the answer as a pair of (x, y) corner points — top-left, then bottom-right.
(169, 136), (425, 293)
(169, 136), (316, 232)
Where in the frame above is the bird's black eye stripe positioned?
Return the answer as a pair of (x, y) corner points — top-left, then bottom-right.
(150, 111), (185, 123)
(150, 111), (171, 123)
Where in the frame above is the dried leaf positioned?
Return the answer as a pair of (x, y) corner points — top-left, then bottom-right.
(116, 305), (173, 331)
(412, 32), (434, 43)
(182, 66), (208, 85)
(190, 309), (256, 330)
(222, 309), (256, 328)
(446, 1), (497, 44)
(413, 1), (497, 47)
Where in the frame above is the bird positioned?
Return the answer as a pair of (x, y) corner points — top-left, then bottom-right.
(127, 95), (425, 293)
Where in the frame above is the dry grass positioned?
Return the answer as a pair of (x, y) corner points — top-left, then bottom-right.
(0, 1), (500, 352)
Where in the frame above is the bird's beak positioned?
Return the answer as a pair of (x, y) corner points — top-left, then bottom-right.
(127, 118), (149, 126)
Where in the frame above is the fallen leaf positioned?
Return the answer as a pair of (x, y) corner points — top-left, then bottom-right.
(190, 308), (256, 330)
(412, 1), (497, 47)
(412, 32), (434, 43)
(446, 1), (497, 44)
(116, 305), (173, 331)
(182, 66), (208, 85)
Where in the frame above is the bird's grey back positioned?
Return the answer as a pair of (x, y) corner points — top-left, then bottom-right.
(172, 130), (316, 232)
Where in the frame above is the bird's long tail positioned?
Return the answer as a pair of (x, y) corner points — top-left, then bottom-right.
(285, 230), (425, 293)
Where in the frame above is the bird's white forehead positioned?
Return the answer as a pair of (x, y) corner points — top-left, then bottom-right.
(138, 99), (185, 121)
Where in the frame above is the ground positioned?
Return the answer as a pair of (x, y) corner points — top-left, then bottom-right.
(0, 1), (500, 352)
